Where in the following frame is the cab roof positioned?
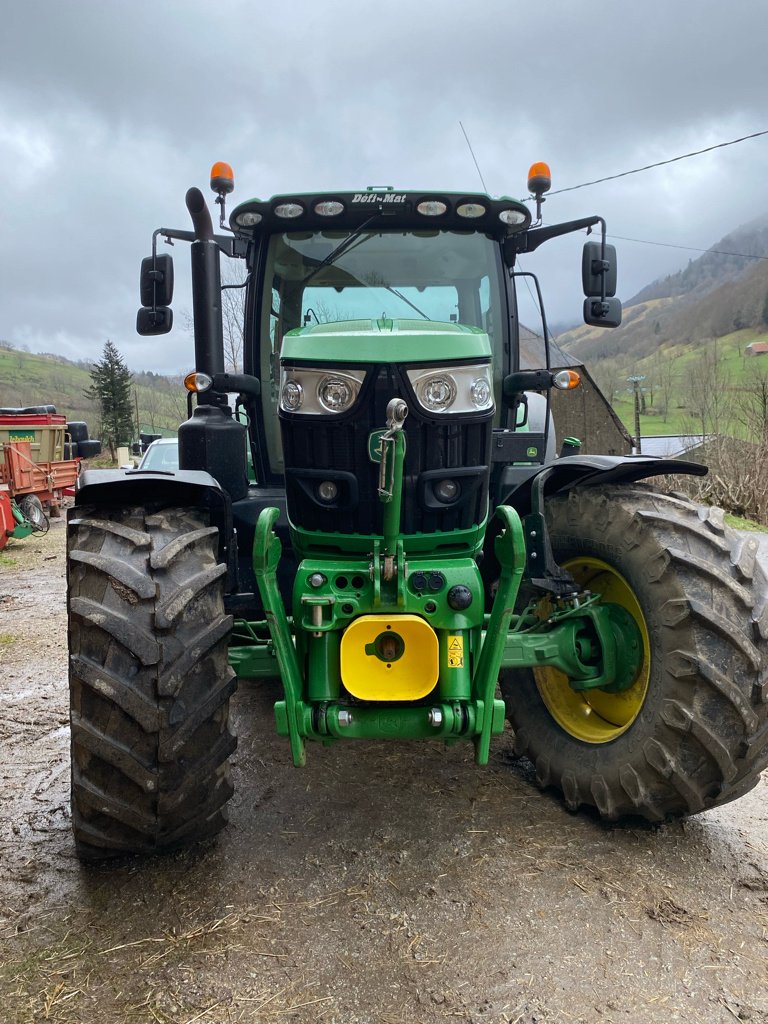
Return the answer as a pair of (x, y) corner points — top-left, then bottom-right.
(229, 189), (531, 237)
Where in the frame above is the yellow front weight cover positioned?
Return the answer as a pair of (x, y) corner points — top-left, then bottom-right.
(340, 614), (439, 701)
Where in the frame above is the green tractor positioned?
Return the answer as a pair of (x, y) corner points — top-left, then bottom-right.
(67, 163), (768, 858)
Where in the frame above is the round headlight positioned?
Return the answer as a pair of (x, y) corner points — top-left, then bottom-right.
(434, 478), (460, 503)
(456, 203), (486, 218)
(499, 208), (528, 226)
(317, 480), (339, 503)
(235, 211), (262, 227)
(314, 200), (344, 216)
(318, 377), (355, 412)
(470, 376), (492, 408)
(282, 380), (303, 410)
(416, 200), (448, 216)
(419, 374), (456, 411)
(274, 202), (304, 218)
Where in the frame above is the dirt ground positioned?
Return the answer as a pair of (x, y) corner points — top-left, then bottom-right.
(1, 518), (767, 1024)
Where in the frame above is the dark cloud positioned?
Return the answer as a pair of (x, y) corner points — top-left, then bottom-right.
(3, 0), (768, 372)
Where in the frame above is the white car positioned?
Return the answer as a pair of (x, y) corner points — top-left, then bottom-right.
(137, 437), (179, 471)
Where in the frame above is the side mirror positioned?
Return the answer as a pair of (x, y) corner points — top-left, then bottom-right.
(140, 254), (174, 307)
(582, 242), (617, 297)
(583, 297), (622, 329)
(136, 306), (173, 336)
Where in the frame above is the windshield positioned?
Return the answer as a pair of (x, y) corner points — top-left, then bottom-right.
(263, 228), (502, 333)
(258, 228), (505, 471)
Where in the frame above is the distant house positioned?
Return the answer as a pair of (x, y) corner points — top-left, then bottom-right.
(745, 341), (768, 356)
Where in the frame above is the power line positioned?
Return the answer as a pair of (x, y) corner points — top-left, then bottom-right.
(548, 129), (768, 196)
(458, 121), (489, 194)
(608, 234), (768, 261)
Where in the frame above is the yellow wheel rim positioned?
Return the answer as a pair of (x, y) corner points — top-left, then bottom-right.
(535, 557), (650, 744)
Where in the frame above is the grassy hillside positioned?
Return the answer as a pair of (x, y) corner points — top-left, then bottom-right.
(0, 344), (185, 436)
(557, 253), (768, 440)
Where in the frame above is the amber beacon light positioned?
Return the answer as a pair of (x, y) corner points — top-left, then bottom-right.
(527, 161), (552, 196)
(210, 161), (235, 195)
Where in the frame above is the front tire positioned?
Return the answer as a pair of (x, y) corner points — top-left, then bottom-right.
(501, 486), (768, 821)
(67, 505), (236, 858)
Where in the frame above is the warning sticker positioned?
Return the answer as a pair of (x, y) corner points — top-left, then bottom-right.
(447, 634), (464, 669)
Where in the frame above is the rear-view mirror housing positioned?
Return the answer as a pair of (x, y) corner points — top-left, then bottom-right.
(583, 296), (622, 329)
(582, 242), (617, 297)
(136, 306), (173, 336)
(140, 254), (175, 307)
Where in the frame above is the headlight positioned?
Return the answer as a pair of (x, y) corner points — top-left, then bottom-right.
(318, 377), (355, 412)
(280, 367), (365, 414)
(419, 374), (456, 411)
(470, 376), (492, 408)
(407, 364), (493, 415)
(282, 380), (303, 410)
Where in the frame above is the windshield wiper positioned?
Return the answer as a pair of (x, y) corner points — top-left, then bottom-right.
(302, 215), (379, 286)
(385, 286), (431, 320)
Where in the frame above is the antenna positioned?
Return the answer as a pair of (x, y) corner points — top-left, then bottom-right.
(459, 122), (489, 193)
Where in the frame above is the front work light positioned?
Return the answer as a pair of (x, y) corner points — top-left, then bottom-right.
(274, 203), (304, 218)
(314, 201), (344, 216)
(499, 208), (528, 226)
(235, 210), (262, 227)
(416, 200), (448, 216)
(456, 202), (486, 218)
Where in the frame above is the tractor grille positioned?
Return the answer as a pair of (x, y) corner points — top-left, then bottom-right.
(280, 365), (493, 538)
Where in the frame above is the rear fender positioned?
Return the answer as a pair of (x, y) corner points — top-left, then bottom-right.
(72, 468), (236, 587)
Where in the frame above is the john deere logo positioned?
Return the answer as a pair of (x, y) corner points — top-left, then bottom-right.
(526, 446), (538, 458)
(368, 430), (386, 463)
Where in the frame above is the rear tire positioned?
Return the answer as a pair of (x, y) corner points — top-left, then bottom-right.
(67, 505), (236, 859)
(501, 486), (768, 821)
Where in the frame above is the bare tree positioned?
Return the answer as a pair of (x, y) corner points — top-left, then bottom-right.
(221, 261), (246, 372)
(682, 341), (731, 440)
(651, 348), (679, 423)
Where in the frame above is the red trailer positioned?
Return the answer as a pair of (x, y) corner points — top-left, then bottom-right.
(0, 412), (82, 527)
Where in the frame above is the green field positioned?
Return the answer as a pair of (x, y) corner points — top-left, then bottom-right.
(608, 328), (768, 439)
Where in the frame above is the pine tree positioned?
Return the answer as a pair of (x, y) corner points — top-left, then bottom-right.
(87, 340), (134, 460)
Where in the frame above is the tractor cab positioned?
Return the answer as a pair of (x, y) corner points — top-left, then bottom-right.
(134, 173), (623, 613)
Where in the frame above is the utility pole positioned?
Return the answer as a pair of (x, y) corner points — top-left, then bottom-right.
(627, 374), (646, 454)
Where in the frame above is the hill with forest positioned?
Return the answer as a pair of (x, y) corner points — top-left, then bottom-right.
(556, 217), (768, 437)
(0, 342), (183, 437)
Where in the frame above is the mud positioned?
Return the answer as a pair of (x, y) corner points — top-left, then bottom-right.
(1, 520), (767, 1024)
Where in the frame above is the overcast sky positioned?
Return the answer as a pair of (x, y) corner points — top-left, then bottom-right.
(3, 0), (768, 374)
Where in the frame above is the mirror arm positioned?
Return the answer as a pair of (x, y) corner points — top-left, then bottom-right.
(156, 227), (246, 258)
(512, 216), (604, 256)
